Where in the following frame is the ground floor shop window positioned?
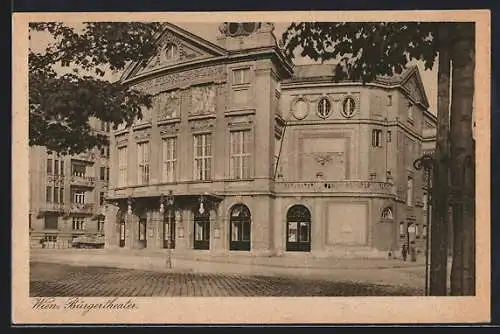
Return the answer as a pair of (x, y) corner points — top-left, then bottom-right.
(286, 205), (311, 252)
(229, 204), (251, 251)
(194, 210), (210, 250)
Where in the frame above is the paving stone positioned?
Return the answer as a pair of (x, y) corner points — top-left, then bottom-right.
(30, 262), (422, 297)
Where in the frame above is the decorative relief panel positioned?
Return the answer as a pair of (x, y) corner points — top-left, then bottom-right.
(116, 135), (128, 147)
(158, 122), (180, 136)
(189, 118), (216, 132)
(134, 129), (151, 141)
(157, 90), (181, 120)
(131, 65), (226, 95)
(227, 115), (253, 128)
(312, 152), (345, 166)
(190, 85), (216, 116)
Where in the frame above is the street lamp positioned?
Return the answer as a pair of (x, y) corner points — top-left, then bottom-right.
(413, 153), (434, 296)
(160, 190), (174, 269)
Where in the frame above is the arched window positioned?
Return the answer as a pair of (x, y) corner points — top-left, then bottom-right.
(381, 207), (393, 220)
(229, 204), (251, 251)
(194, 209), (210, 250)
(286, 205), (311, 252)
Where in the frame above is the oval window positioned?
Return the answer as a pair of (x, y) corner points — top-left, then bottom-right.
(341, 96), (356, 118)
(317, 97), (332, 119)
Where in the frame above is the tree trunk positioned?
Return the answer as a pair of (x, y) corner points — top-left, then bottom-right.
(449, 22), (476, 296)
(429, 22), (451, 296)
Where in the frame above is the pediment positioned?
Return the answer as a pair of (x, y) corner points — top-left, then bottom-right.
(400, 68), (430, 109)
(122, 23), (227, 82)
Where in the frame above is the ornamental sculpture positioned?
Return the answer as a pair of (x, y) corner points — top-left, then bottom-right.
(158, 90), (181, 120)
(190, 85), (216, 116)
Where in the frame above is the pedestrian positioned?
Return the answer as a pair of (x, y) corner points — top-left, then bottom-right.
(401, 244), (408, 261)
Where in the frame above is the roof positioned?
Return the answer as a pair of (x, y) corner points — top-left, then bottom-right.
(287, 64), (430, 109)
(291, 63), (414, 85)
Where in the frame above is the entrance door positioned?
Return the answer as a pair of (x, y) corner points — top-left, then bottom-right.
(163, 210), (176, 249)
(229, 204), (251, 251)
(138, 217), (147, 248)
(119, 219), (125, 247)
(286, 205), (311, 252)
(194, 210), (210, 250)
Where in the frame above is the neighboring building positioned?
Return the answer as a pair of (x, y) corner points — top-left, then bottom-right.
(29, 119), (111, 248)
(104, 22), (436, 258)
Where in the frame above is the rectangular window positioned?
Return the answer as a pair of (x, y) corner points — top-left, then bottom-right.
(72, 164), (86, 177)
(100, 166), (106, 181)
(193, 134), (212, 181)
(230, 130), (251, 179)
(106, 167), (110, 181)
(72, 190), (85, 204)
(54, 159), (59, 175)
(72, 217), (85, 230)
(372, 129), (383, 147)
(162, 137), (177, 183)
(137, 142), (150, 185)
(60, 160), (64, 176)
(99, 192), (105, 206)
(44, 216), (58, 230)
(387, 95), (392, 106)
(407, 176), (414, 207)
(47, 159), (53, 174)
(46, 186), (52, 202)
(387, 131), (392, 143)
(53, 187), (59, 203)
(117, 146), (128, 187)
(232, 68), (250, 85)
(59, 187), (64, 204)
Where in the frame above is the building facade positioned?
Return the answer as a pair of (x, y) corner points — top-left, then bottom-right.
(104, 22), (437, 258)
(29, 119), (111, 248)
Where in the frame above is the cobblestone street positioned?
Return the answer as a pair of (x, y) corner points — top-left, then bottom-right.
(30, 262), (423, 297)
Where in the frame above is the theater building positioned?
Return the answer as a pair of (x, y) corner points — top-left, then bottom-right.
(104, 22), (437, 258)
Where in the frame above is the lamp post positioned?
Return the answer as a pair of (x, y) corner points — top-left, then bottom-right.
(160, 191), (174, 269)
(413, 153), (434, 296)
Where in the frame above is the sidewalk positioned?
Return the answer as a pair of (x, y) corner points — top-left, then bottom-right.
(30, 248), (426, 289)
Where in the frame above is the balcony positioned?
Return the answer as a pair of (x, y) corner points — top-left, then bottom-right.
(70, 175), (95, 188)
(39, 202), (65, 213)
(69, 203), (95, 214)
(72, 152), (96, 163)
(274, 180), (395, 196)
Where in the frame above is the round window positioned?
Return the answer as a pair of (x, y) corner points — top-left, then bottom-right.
(317, 97), (332, 119)
(242, 22), (257, 34)
(228, 23), (240, 36)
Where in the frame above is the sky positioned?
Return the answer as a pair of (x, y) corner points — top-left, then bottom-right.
(30, 22), (438, 113)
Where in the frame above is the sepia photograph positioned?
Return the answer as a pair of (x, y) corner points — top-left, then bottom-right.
(12, 10), (490, 324)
